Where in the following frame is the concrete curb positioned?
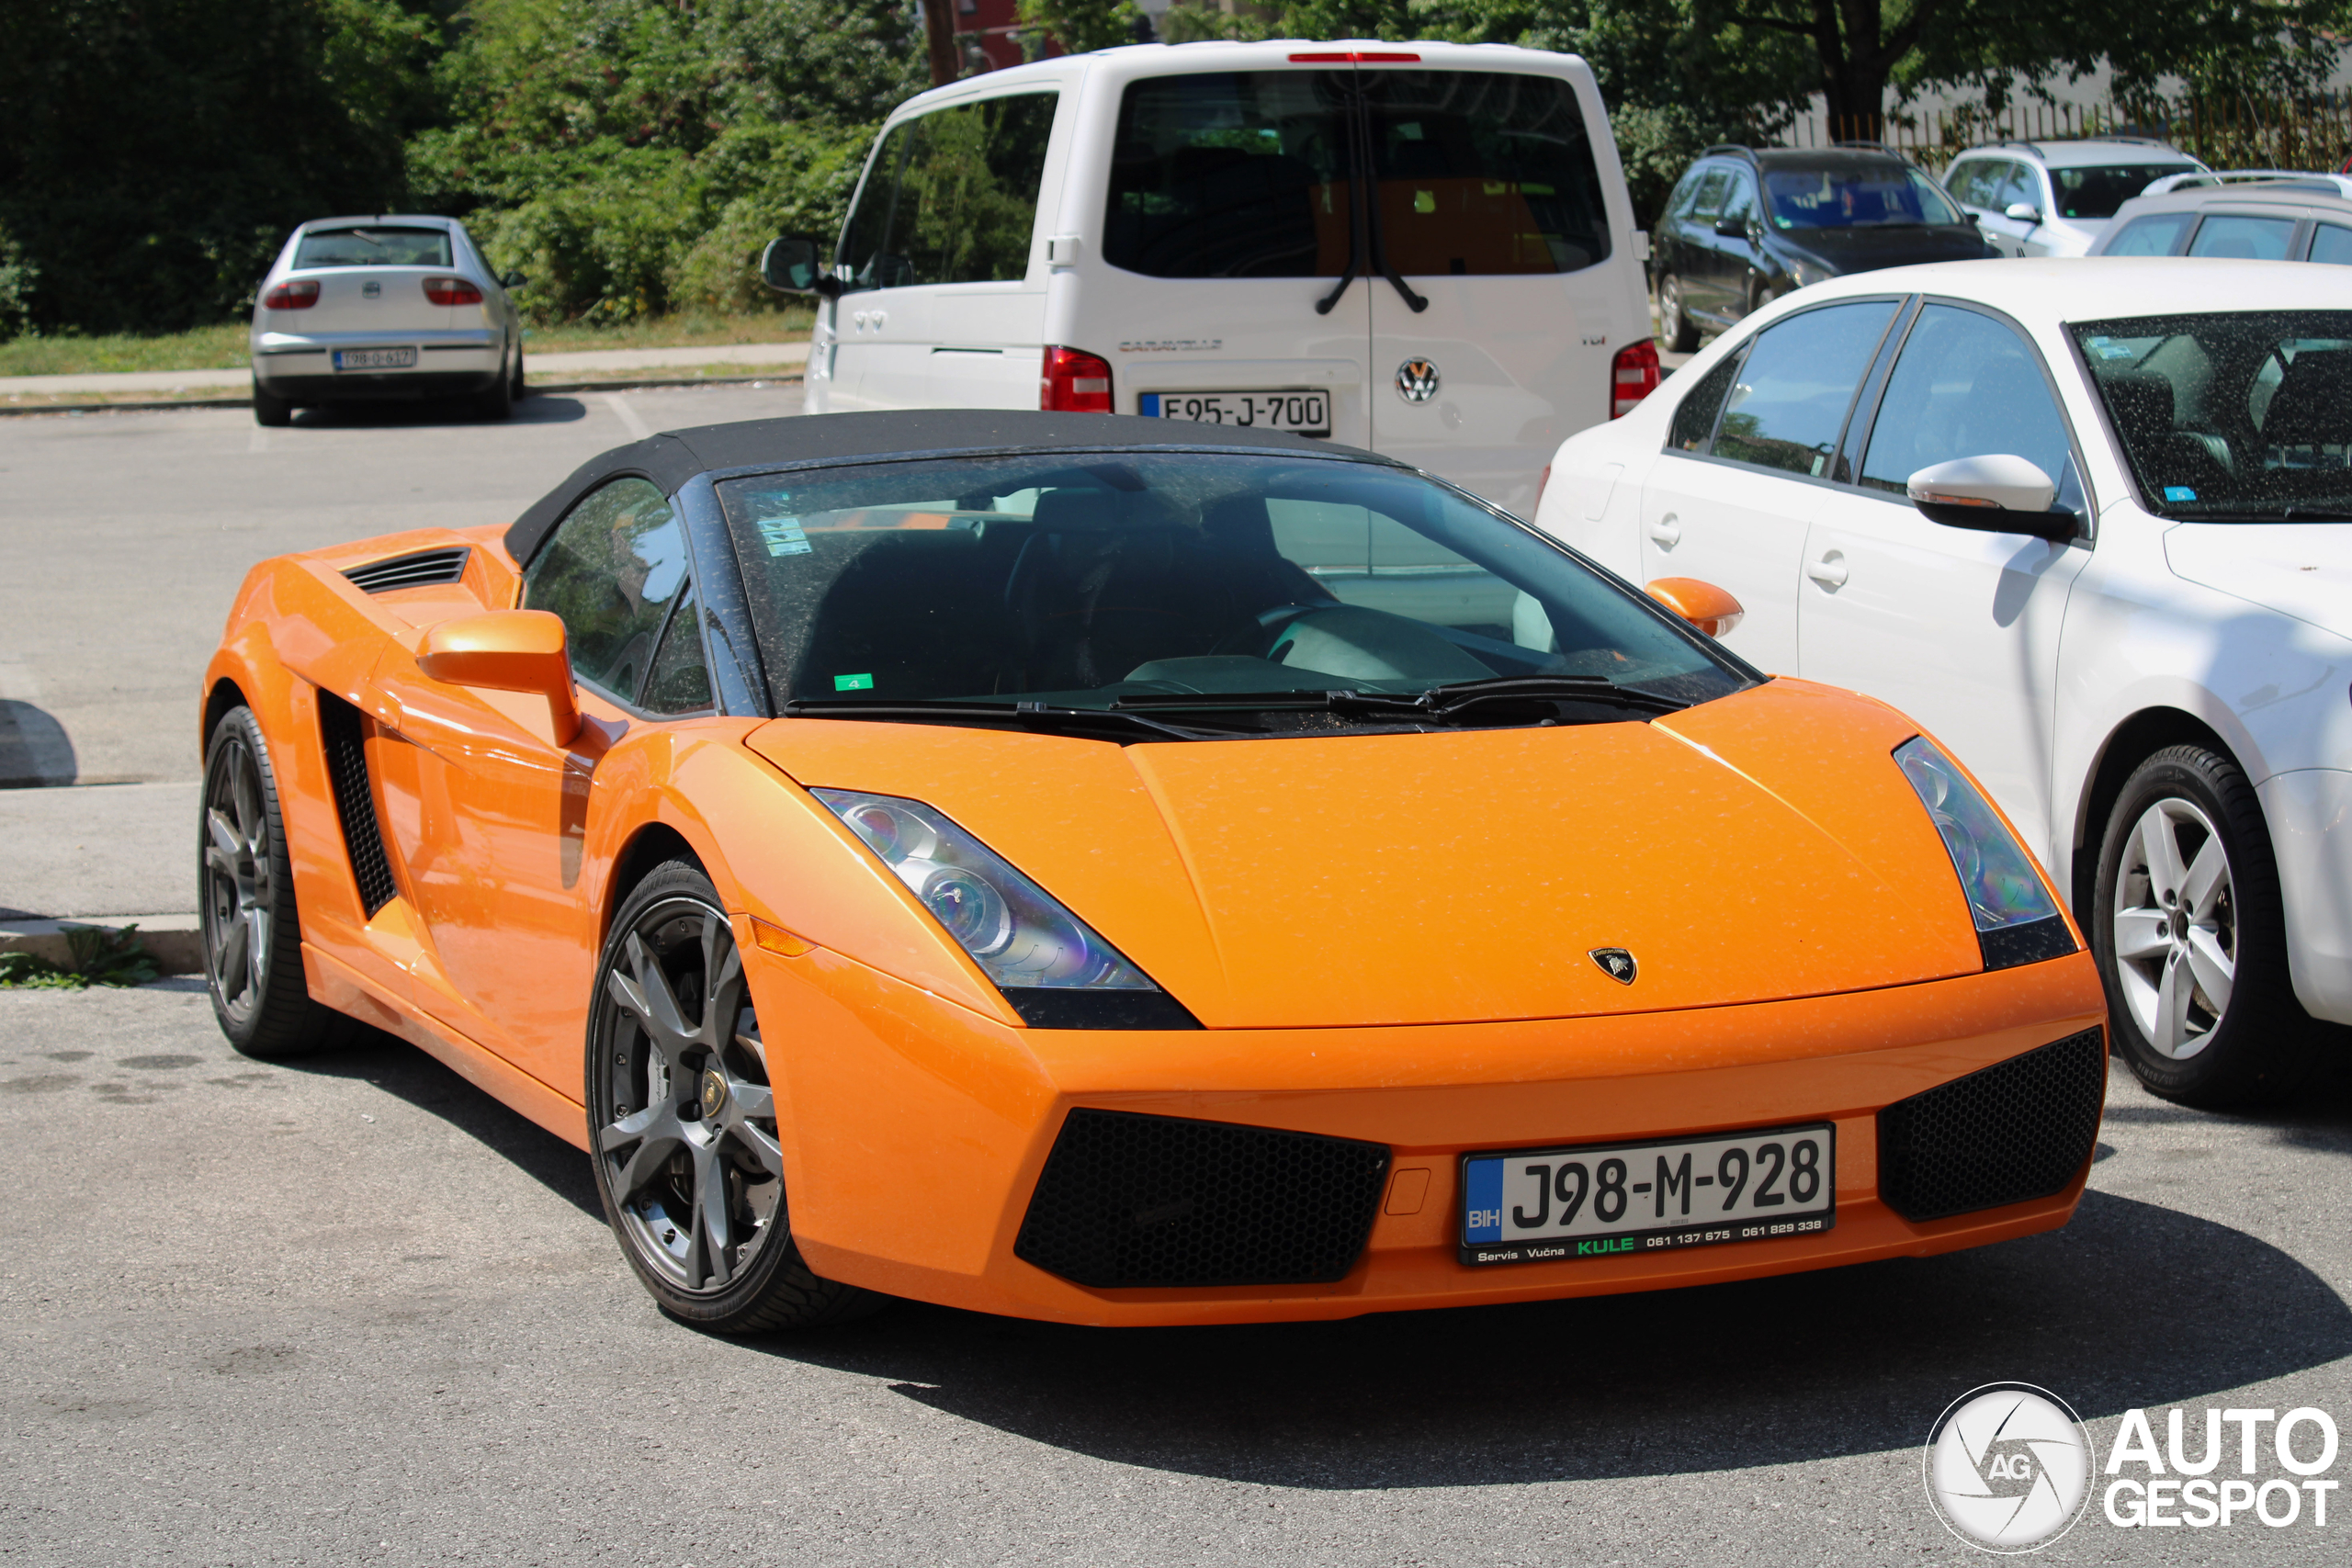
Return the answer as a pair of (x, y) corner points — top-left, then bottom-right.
(0, 914), (202, 976)
(0, 372), (805, 418)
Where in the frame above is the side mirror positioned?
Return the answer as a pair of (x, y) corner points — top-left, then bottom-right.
(760, 236), (842, 299)
(2004, 202), (2042, 225)
(1645, 577), (1747, 638)
(1713, 213), (1751, 239)
(500, 269), (527, 290)
(419, 610), (580, 746)
(1906, 455), (2075, 540)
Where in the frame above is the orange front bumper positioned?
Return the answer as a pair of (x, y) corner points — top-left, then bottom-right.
(746, 936), (2106, 1327)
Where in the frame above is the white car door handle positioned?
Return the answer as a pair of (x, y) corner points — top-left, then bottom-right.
(1807, 552), (1849, 589)
(1648, 514), (1681, 548)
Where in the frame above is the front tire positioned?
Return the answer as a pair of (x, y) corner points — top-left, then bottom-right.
(200, 705), (341, 1056)
(1658, 273), (1700, 353)
(586, 862), (882, 1332)
(508, 338), (526, 402)
(2093, 744), (2319, 1105)
(473, 350), (514, 420)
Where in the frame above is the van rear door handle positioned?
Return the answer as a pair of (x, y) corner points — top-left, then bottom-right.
(1648, 514), (1680, 548)
(1806, 551), (1849, 589)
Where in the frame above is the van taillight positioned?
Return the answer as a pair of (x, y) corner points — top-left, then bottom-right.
(424, 276), (485, 307)
(1041, 346), (1114, 413)
(262, 279), (319, 310)
(1611, 340), (1661, 419)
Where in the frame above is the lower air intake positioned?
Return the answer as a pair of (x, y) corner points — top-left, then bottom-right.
(1879, 1028), (2106, 1223)
(1015, 1109), (1389, 1289)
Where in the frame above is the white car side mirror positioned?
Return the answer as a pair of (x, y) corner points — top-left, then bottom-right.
(1907, 455), (2074, 541)
(2004, 202), (2043, 224)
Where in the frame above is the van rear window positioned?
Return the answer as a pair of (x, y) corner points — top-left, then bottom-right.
(1105, 70), (1611, 279)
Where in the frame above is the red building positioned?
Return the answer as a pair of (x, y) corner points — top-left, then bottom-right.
(953, 0), (1046, 74)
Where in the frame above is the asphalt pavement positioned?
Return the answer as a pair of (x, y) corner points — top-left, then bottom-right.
(2, 984), (2346, 1564)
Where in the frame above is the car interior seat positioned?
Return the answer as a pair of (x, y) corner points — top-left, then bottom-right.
(2104, 371), (2236, 494)
(791, 532), (1024, 701)
(2259, 348), (2352, 467)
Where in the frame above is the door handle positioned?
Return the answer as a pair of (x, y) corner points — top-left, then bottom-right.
(1648, 513), (1681, 549)
(1806, 551), (1849, 590)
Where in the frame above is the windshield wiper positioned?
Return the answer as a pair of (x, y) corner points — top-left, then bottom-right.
(783, 697), (1216, 743)
(1115, 675), (1686, 724)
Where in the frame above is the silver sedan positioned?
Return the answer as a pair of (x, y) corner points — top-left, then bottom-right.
(248, 215), (526, 426)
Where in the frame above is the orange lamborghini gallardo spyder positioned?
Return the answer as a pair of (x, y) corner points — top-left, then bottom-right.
(198, 412), (2108, 1331)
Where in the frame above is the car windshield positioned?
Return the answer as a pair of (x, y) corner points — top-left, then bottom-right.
(2073, 310), (2352, 520)
(2051, 164), (2200, 220)
(715, 452), (1748, 734)
(1765, 166), (1960, 228)
(292, 227), (454, 268)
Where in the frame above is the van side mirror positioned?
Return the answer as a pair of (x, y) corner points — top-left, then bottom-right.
(761, 237), (842, 299)
(2004, 202), (2042, 225)
(1907, 455), (2075, 540)
(419, 610), (581, 745)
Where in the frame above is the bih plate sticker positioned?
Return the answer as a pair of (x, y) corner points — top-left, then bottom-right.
(1461, 1122), (1835, 1265)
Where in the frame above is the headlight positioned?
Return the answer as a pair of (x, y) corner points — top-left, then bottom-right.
(1894, 737), (2076, 969)
(815, 789), (1157, 993)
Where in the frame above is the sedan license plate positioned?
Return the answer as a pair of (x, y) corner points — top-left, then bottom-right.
(1139, 389), (1329, 437)
(333, 347), (417, 371)
(1461, 1123), (1835, 1266)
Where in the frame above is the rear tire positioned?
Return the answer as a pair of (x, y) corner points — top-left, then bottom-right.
(2093, 744), (2321, 1105)
(474, 351), (514, 420)
(508, 339), (526, 402)
(586, 862), (885, 1332)
(1658, 273), (1700, 353)
(252, 378), (292, 428)
(200, 705), (342, 1057)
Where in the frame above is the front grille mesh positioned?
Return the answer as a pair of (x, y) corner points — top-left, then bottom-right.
(345, 546), (469, 593)
(317, 692), (398, 918)
(1879, 1028), (2106, 1223)
(1015, 1110), (1389, 1289)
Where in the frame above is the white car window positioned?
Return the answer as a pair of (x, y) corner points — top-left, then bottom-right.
(1710, 301), (1900, 478)
(1859, 306), (2073, 498)
(2188, 214), (2297, 261)
(2312, 224), (2352, 265)
(2105, 213), (2193, 256)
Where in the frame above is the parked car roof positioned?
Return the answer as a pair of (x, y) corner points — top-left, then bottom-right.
(1738, 255), (2352, 322)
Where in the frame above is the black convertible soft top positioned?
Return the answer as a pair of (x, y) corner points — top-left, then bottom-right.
(503, 410), (1377, 566)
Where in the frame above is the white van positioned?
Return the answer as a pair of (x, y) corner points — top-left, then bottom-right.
(760, 40), (1657, 514)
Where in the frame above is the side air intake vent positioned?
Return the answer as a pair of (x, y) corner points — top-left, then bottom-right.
(345, 546), (469, 593)
(317, 692), (398, 918)
(1879, 1028), (2106, 1223)
(1014, 1109), (1389, 1289)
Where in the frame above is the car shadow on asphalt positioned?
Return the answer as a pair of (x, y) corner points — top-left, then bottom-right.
(277, 1022), (604, 1222)
(288, 395), (589, 430)
(741, 1182), (2352, 1489)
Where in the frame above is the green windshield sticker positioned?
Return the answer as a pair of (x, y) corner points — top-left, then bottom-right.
(757, 515), (811, 557)
(833, 672), (875, 692)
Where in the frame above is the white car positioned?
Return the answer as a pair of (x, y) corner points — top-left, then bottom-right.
(249, 215), (526, 427)
(1534, 257), (2352, 1105)
(1942, 140), (2209, 257)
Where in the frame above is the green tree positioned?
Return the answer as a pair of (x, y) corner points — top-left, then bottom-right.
(1014, 0), (1148, 54)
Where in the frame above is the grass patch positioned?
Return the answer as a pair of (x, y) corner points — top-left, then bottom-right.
(0, 926), (159, 988)
(0, 308), (815, 379)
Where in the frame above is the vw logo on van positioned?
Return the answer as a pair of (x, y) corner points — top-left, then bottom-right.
(1395, 357), (1441, 403)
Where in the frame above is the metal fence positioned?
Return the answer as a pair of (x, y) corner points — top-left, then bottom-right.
(1782, 97), (2352, 175)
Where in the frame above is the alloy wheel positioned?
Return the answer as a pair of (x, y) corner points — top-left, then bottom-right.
(200, 728), (274, 1026)
(2109, 795), (2235, 1059)
(593, 898), (785, 1293)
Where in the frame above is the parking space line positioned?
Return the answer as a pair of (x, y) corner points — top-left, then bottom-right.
(602, 392), (651, 442)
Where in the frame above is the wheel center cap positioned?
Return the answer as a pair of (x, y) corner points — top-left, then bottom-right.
(2170, 908), (2190, 943)
(699, 1069), (727, 1119)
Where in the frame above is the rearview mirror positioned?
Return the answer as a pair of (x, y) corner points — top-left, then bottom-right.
(1645, 577), (1746, 638)
(419, 610), (580, 746)
(2004, 202), (2042, 225)
(760, 236), (842, 298)
(1906, 455), (2075, 540)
